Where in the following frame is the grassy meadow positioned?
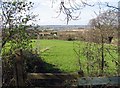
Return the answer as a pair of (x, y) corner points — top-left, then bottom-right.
(32, 39), (118, 76)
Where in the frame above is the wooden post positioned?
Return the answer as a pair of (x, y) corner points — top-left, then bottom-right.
(37, 33), (40, 54)
(14, 49), (24, 87)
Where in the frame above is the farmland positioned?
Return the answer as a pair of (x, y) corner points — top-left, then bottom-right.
(32, 39), (118, 76)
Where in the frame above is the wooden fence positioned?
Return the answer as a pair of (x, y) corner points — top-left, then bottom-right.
(27, 73), (78, 87)
(14, 49), (120, 87)
(27, 73), (120, 88)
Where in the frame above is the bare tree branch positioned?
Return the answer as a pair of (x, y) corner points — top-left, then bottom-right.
(53, 0), (94, 24)
(105, 2), (119, 10)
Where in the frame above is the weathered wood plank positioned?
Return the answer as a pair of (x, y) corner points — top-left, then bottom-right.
(78, 76), (120, 86)
(27, 73), (79, 80)
(34, 85), (77, 88)
(27, 73), (120, 87)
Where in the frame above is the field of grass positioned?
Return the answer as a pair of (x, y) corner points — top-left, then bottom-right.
(32, 40), (77, 72)
(32, 39), (118, 75)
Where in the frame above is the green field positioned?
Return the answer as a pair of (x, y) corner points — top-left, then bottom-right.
(32, 40), (78, 72)
(32, 39), (118, 76)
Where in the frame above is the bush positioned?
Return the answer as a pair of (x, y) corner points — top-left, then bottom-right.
(67, 37), (75, 41)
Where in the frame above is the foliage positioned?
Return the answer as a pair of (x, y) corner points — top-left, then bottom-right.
(1, 1), (36, 87)
(1, 1), (35, 49)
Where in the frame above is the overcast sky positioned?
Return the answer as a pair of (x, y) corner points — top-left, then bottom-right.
(27, 0), (118, 25)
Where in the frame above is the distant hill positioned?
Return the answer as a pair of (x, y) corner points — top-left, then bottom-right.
(37, 25), (90, 31)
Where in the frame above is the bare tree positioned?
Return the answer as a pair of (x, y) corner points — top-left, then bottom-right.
(52, 0), (94, 24)
(89, 9), (118, 43)
(52, 0), (119, 24)
(88, 8), (118, 74)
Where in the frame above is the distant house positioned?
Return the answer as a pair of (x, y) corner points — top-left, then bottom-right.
(38, 31), (57, 36)
(39, 32), (51, 36)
